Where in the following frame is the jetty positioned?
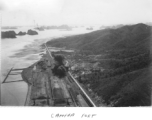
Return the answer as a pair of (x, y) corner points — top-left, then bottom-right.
(2, 44), (96, 107)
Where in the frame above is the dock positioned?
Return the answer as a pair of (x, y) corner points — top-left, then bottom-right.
(2, 44), (96, 107)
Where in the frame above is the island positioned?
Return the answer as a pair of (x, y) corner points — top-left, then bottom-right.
(1, 31), (16, 38)
(17, 31), (26, 36)
(27, 29), (38, 35)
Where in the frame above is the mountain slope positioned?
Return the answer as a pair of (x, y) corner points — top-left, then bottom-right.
(46, 23), (152, 106)
(47, 23), (151, 55)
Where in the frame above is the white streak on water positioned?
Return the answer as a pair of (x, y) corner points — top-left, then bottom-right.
(1, 26), (95, 106)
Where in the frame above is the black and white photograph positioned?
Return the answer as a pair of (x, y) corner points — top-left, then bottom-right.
(0, 0), (152, 108)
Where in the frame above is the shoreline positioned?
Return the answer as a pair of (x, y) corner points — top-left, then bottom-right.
(1, 29), (91, 106)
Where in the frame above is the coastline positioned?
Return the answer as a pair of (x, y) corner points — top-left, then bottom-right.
(1, 27), (93, 106)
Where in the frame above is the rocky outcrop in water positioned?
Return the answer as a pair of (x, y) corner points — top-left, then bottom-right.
(86, 27), (93, 30)
(42, 25), (72, 30)
(34, 27), (45, 31)
(27, 29), (38, 35)
(1, 31), (16, 38)
(17, 31), (26, 36)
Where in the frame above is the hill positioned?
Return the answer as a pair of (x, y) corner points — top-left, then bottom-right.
(46, 23), (152, 106)
(47, 23), (151, 55)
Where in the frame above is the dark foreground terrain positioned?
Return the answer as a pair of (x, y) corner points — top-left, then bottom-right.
(46, 23), (152, 106)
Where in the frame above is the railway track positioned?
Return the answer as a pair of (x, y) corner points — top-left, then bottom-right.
(44, 43), (96, 107)
(2, 43), (96, 107)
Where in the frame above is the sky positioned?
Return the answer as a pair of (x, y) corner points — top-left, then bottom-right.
(0, 0), (152, 26)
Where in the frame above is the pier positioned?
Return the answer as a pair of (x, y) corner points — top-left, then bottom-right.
(2, 44), (96, 107)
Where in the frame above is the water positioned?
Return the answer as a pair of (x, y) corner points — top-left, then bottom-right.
(1, 26), (98, 106)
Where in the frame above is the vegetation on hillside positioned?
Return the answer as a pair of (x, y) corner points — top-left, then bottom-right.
(46, 23), (152, 106)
